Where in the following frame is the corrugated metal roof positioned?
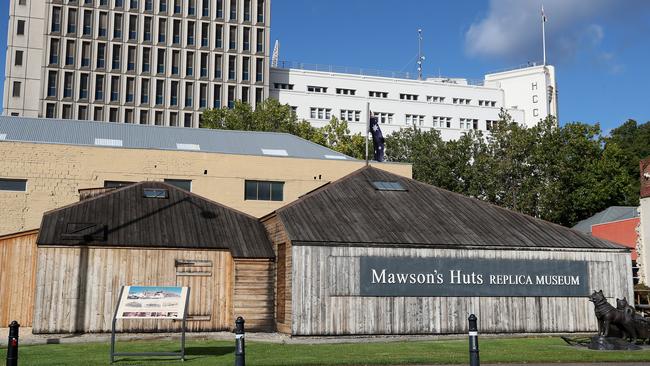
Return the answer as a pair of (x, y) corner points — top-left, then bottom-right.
(0, 116), (353, 161)
(572, 206), (640, 234)
(274, 166), (625, 250)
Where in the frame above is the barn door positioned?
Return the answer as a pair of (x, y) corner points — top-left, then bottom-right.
(175, 259), (212, 321)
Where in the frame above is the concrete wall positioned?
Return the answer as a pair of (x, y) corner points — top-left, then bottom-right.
(0, 140), (411, 235)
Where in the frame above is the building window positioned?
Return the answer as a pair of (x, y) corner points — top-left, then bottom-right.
(399, 93), (418, 101)
(227, 85), (235, 108)
(126, 77), (135, 103)
(14, 50), (23, 66)
(369, 91), (388, 98)
(12, 82), (21, 97)
(243, 27), (250, 51)
(242, 57), (249, 81)
(200, 53), (208, 77)
(202, 0), (210, 17)
(155, 111), (163, 125)
(81, 42), (91, 67)
(124, 108), (134, 123)
(65, 40), (75, 66)
(78, 106), (88, 120)
(164, 179), (192, 191)
(129, 15), (137, 40)
(113, 13), (122, 39)
(256, 0), (264, 22)
(62, 104), (72, 119)
(185, 82), (193, 107)
(104, 181), (134, 188)
(255, 58), (263, 82)
(79, 74), (89, 99)
(98, 12), (107, 37)
(170, 80), (179, 105)
(229, 26), (237, 49)
(47, 71), (58, 97)
(307, 86), (327, 93)
(229, 0), (237, 20)
(187, 21), (195, 45)
(228, 55), (236, 80)
(158, 18), (167, 43)
(97, 43), (106, 68)
(243, 0), (251, 21)
(336, 88), (356, 96)
(432, 116), (452, 128)
(199, 83), (208, 107)
(109, 108), (119, 122)
(51, 7), (61, 32)
(427, 95), (445, 103)
(216, 0), (223, 17)
(372, 111), (394, 124)
(273, 83), (293, 90)
(201, 23), (209, 47)
(213, 84), (221, 108)
(156, 79), (165, 105)
(94, 107), (104, 121)
(184, 113), (192, 127)
(340, 109), (360, 122)
(405, 114), (425, 126)
(141, 78), (150, 104)
(255, 87), (263, 105)
(186, 52), (194, 76)
(310, 107), (331, 120)
(452, 98), (471, 105)
(82, 10), (92, 35)
(0, 178), (27, 192)
(215, 25), (223, 48)
(67, 8), (77, 34)
(256, 28), (264, 52)
(49, 38), (60, 65)
(46, 103), (56, 118)
(112, 45), (121, 70)
(157, 49), (166, 73)
(245, 180), (283, 201)
(110, 76), (120, 101)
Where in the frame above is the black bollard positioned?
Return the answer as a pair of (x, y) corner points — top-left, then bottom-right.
(468, 314), (480, 366)
(234, 316), (245, 366)
(6, 321), (20, 366)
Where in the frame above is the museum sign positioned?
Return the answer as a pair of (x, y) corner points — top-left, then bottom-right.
(360, 257), (590, 297)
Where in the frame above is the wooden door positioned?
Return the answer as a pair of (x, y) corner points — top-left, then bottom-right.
(175, 259), (213, 321)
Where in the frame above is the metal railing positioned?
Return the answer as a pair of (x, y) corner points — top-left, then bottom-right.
(487, 60), (545, 75)
(273, 61), (485, 86)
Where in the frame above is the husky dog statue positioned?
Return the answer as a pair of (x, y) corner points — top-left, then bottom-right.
(617, 297), (650, 344)
(589, 290), (638, 343)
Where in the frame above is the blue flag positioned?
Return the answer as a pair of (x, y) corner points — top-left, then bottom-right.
(369, 116), (385, 162)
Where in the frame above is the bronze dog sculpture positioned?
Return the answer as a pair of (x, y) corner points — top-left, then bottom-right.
(589, 290), (638, 343)
(617, 297), (650, 344)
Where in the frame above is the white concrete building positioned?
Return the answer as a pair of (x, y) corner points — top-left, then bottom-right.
(3, 0), (271, 127)
(270, 64), (558, 140)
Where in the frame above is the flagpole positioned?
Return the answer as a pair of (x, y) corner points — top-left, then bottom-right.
(542, 5), (547, 66)
(365, 101), (370, 166)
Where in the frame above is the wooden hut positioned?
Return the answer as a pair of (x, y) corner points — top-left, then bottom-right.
(0, 229), (39, 327)
(34, 182), (274, 333)
(262, 166), (633, 335)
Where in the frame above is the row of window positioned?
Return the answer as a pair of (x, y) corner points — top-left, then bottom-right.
(44, 40), (264, 82)
(43, 71), (260, 108)
(46, 0), (266, 23)
(47, 9), (266, 53)
(104, 178), (283, 201)
(304, 107), (502, 132)
(273, 84), (500, 108)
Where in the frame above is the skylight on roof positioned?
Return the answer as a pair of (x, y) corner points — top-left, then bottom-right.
(372, 181), (406, 191)
(94, 138), (123, 147)
(143, 188), (169, 199)
(261, 148), (288, 156)
(0, 134), (6, 140)
(176, 143), (200, 151)
(324, 155), (346, 160)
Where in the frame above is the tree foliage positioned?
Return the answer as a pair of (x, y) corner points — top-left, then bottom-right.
(200, 100), (642, 227)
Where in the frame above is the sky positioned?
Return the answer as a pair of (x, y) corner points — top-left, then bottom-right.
(0, 0), (648, 132)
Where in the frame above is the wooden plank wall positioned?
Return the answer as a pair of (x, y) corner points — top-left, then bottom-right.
(33, 247), (234, 333)
(233, 259), (274, 331)
(261, 215), (292, 333)
(292, 245), (633, 335)
(0, 230), (38, 327)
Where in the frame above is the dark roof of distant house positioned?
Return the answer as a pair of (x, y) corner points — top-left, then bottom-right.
(0, 116), (352, 161)
(37, 182), (274, 258)
(273, 166), (625, 250)
(572, 206), (640, 234)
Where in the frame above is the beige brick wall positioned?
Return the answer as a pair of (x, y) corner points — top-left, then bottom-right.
(0, 141), (412, 235)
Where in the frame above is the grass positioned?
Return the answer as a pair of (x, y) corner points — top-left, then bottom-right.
(3, 337), (650, 365)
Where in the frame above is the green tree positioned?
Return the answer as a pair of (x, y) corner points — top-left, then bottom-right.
(606, 119), (650, 202)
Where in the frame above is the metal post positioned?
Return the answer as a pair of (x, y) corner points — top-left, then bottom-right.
(468, 314), (480, 366)
(6, 321), (19, 366)
(234, 317), (245, 366)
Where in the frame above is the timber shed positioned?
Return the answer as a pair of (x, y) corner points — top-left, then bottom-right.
(34, 182), (274, 333)
(263, 166), (632, 336)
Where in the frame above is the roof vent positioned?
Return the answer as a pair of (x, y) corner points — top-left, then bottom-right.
(324, 155), (346, 160)
(261, 148), (288, 157)
(176, 143), (200, 151)
(143, 188), (169, 199)
(372, 181), (406, 191)
(94, 138), (123, 147)
(0, 134), (6, 140)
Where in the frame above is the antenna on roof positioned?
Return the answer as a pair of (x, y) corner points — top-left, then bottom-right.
(417, 29), (425, 80)
(271, 40), (280, 67)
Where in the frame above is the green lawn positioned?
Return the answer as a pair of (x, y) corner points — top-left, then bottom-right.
(3, 337), (650, 365)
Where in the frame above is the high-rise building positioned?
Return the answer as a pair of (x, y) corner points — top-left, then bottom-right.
(3, 0), (271, 127)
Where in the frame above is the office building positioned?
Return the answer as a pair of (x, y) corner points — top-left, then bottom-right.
(3, 0), (271, 127)
(270, 63), (558, 140)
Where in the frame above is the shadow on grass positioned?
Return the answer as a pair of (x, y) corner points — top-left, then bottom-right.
(184, 346), (233, 356)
